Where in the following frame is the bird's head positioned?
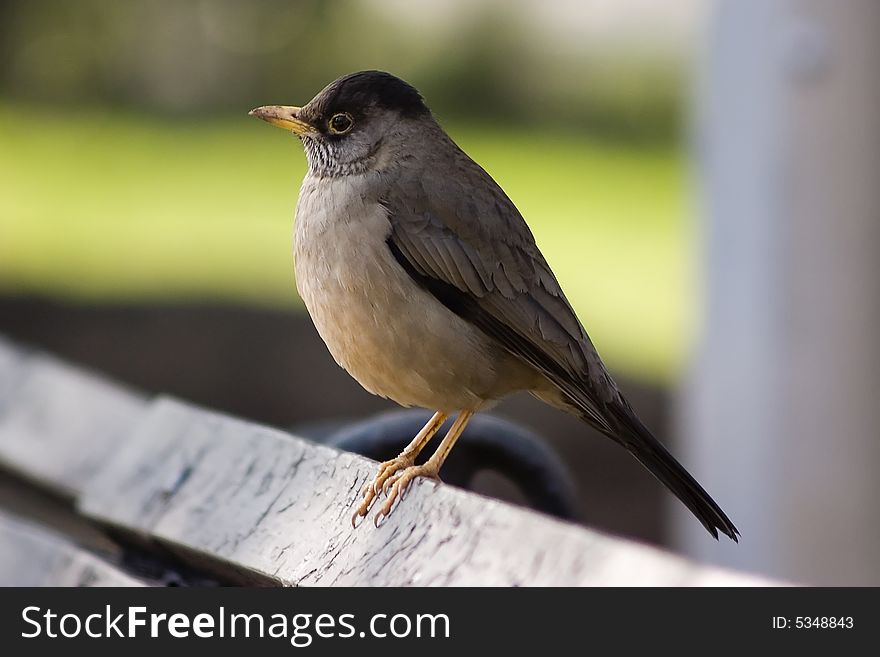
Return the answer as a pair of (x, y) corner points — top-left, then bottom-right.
(249, 70), (431, 177)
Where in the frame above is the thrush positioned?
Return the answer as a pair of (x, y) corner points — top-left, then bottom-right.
(250, 70), (738, 541)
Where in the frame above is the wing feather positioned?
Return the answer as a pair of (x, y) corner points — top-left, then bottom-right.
(379, 141), (739, 541)
(383, 161), (620, 431)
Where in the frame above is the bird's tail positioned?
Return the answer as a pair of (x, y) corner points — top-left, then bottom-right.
(541, 386), (739, 541)
(604, 402), (739, 542)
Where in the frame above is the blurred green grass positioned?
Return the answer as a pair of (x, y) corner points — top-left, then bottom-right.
(0, 102), (692, 383)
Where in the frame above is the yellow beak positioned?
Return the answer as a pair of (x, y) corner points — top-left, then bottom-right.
(248, 105), (314, 135)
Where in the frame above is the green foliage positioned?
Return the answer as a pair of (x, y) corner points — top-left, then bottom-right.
(0, 0), (685, 141)
(0, 103), (690, 382)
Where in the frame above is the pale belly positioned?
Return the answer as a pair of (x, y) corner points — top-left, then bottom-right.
(293, 176), (537, 411)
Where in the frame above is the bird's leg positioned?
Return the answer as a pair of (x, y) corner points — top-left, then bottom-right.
(352, 411), (447, 525)
(374, 410), (474, 526)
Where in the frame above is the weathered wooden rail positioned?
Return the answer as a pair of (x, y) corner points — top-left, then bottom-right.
(0, 335), (778, 586)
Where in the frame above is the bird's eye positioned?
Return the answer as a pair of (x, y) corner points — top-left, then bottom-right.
(328, 113), (354, 134)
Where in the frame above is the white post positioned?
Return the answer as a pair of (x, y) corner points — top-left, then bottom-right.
(678, 0), (880, 585)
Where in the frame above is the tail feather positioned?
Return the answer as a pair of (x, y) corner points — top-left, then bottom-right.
(559, 390), (739, 542)
(608, 404), (739, 542)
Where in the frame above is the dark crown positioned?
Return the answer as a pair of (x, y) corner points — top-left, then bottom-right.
(310, 71), (429, 119)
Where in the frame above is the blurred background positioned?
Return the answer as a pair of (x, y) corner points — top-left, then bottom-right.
(1, 0), (878, 585)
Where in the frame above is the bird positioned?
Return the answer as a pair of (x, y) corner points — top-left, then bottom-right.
(250, 70), (739, 541)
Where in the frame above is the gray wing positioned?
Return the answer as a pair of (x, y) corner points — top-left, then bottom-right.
(382, 155), (621, 434)
(383, 149), (740, 541)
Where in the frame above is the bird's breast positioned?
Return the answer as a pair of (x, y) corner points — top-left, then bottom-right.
(292, 174), (534, 410)
(294, 175), (394, 312)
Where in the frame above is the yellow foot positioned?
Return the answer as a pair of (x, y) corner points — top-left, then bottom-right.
(373, 464), (440, 527)
(351, 455), (415, 527)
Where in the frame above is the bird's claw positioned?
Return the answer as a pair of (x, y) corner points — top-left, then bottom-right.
(352, 461), (440, 527)
(375, 464), (439, 524)
(369, 456), (414, 495)
(351, 484), (376, 527)
(381, 470), (402, 496)
(351, 455), (414, 527)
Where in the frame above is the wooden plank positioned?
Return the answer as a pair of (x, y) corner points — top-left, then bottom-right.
(80, 397), (778, 586)
(0, 336), (147, 498)
(0, 510), (145, 586)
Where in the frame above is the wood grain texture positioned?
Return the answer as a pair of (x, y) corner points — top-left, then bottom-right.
(0, 336), (146, 498)
(80, 397), (775, 586)
(0, 510), (145, 586)
(0, 336), (778, 586)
